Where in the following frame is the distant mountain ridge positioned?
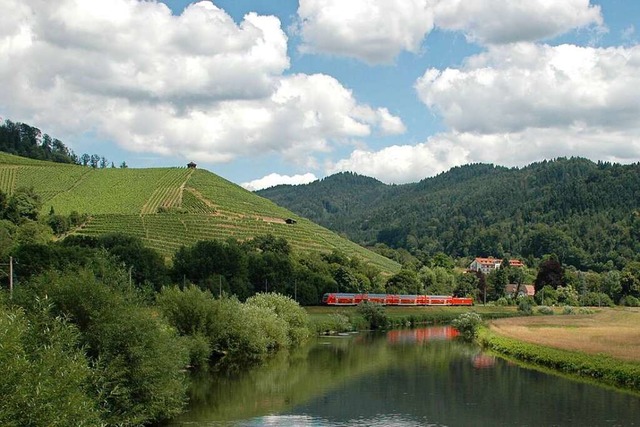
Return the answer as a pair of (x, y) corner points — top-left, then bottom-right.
(258, 158), (640, 271)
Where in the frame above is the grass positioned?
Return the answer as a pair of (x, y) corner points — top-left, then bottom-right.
(488, 307), (640, 362)
(482, 307), (640, 393)
(0, 152), (400, 273)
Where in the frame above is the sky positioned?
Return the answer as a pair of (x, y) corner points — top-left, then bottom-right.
(0, 1), (639, 190)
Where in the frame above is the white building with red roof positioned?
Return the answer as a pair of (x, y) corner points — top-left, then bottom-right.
(469, 257), (524, 274)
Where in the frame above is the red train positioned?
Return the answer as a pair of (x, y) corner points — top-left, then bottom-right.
(322, 293), (473, 306)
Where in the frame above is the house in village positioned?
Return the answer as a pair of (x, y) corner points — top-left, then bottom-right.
(505, 283), (535, 298)
(468, 257), (524, 274)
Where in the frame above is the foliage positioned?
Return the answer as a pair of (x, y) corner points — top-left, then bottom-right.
(258, 158), (640, 272)
(0, 298), (101, 426)
(537, 306), (554, 315)
(480, 330), (640, 392)
(245, 292), (310, 347)
(157, 287), (311, 371)
(517, 298), (534, 315)
(312, 312), (353, 334)
(356, 301), (388, 330)
(581, 292), (614, 307)
(14, 268), (188, 426)
(0, 120), (77, 164)
(619, 295), (640, 307)
(451, 311), (482, 341)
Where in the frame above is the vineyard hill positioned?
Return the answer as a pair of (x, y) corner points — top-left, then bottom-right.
(0, 152), (399, 273)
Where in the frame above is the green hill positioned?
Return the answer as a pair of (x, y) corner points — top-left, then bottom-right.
(258, 159), (640, 271)
(0, 152), (400, 273)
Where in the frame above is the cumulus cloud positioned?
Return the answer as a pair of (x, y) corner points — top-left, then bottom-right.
(416, 43), (640, 133)
(433, 0), (603, 45)
(327, 139), (469, 184)
(295, 0), (603, 63)
(296, 0), (435, 64)
(0, 0), (403, 165)
(332, 42), (640, 184)
(242, 172), (318, 191)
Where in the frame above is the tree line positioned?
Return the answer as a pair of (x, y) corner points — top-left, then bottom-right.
(258, 158), (640, 272)
(0, 119), (127, 168)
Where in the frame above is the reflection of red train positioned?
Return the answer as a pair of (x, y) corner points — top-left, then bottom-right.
(322, 293), (473, 306)
(387, 326), (460, 344)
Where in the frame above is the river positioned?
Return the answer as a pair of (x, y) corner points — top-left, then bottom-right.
(169, 326), (640, 426)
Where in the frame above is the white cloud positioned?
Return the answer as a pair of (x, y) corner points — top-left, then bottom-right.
(242, 172), (318, 191)
(416, 43), (640, 134)
(295, 0), (603, 63)
(327, 139), (470, 184)
(0, 0), (403, 165)
(296, 0), (435, 64)
(433, 0), (603, 45)
(331, 42), (640, 184)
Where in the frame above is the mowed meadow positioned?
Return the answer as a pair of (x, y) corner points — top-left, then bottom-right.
(0, 152), (400, 273)
(489, 308), (640, 362)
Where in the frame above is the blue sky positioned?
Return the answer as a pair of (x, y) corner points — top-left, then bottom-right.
(0, 0), (638, 189)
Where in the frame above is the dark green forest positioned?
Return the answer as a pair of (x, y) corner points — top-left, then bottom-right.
(258, 159), (640, 272)
(0, 119), (126, 167)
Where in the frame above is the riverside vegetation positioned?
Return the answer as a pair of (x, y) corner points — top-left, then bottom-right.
(2, 126), (640, 422)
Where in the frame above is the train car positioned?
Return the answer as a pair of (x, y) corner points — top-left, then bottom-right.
(322, 293), (473, 306)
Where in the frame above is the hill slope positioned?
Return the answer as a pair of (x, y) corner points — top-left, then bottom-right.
(0, 152), (399, 273)
(258, 158), (640, 271)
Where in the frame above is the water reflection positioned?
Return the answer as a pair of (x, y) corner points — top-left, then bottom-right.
(170, 326), (640, 426)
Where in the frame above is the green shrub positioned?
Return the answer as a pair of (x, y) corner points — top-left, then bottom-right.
(17, 269), (189, 426)
(0, 300), (101, 426)
(537, 306), (554, 315)
(357, 301), (389, 330)
(620, 295), (640, 307)
(313, 313), (352, 334)
(496, 297), (509, 306)
(451, 312), (482, 341)
(562, 306), (574, 315)
(581, 292), (614, 307)
(245, 292), (310, 346)
(517, 298), (534, 315)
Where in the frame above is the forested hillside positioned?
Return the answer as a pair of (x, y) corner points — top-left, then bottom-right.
(258, 158), (640, 271)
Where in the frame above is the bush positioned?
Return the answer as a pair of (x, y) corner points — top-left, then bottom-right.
(620, 295), (640, 307)
(451, 312), (482, 341)
(357, 301), (388, 330)
(562, 306), (574, 315)
(313, 313), (352, 334)
(0, 300), (101, 426)
(17, 269), (188, 426)
(537, 305), (554, 315)
(245, 292), (310, 347)
(496, 297), (509, 306)
(517, 298), (534, 315)
(581, 292), (614, 307)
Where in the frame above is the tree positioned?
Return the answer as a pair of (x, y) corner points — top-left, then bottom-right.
(386, 267), (420, 294)
(534, 254), (565, 292)
(80, 153), (90, 166)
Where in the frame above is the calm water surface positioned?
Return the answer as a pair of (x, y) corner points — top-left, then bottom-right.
(170, 326), (640, 426)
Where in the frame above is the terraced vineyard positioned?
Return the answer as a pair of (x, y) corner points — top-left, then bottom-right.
(0, 153), (400, 273)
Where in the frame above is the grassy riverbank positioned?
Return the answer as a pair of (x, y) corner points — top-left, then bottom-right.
(305, 305), (519, 333)
(481, 308), (640, 392)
